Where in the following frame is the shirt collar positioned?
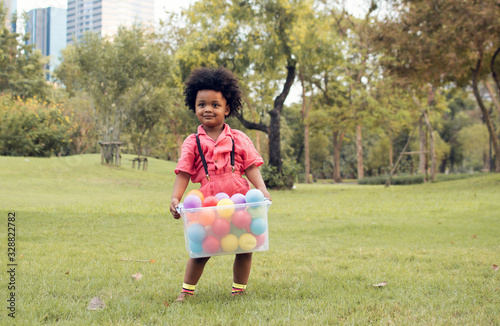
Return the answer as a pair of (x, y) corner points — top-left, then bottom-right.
(197, 124), (233, 144)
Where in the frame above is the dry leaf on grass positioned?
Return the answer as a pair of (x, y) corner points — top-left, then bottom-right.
(65, 269), (70, 275)
(472, 234), (477, 238)
(492, 264), (499, 271)
(121, 258), (156, 263)
(372, 281), (388, 287)
(86, 297), (106, 310)
(163, 301), (170, 307)
(132, 272), (143, 280)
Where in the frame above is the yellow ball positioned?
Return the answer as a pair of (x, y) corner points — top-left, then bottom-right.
(216, 198), (235, 221)
(221, 234), (239, 252)
(239, 233), (257, 251)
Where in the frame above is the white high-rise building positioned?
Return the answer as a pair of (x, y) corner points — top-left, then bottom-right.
(66, 0), (154, 44)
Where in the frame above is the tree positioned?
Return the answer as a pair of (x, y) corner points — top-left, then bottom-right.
(0, 6), (49, 99)
(374, 0), (500, 171)
(56, 26), (173, 163)
(167, 0), (313, 179)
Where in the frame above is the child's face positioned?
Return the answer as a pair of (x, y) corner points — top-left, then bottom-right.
(195, 90), (230, 129)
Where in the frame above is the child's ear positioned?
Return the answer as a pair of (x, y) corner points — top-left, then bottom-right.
(225, 106), (230, 116)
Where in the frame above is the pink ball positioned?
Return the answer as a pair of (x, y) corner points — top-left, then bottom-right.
(232, 210), (252, 229)
(202, 236), (220, 254)
(184, 194), (202, 209)
(255, 233), (266, 248)
(230, 193), (246, 205)
(215, 192), (230, 200)
(212, 218), (231, 237)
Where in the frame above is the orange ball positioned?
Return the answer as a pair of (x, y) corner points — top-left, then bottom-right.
(186, 212), (199, 222)
(198, 209), (216, 226)
(187, 189), (205, 202)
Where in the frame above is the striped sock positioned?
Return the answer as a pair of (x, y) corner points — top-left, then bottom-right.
(231, 282), (247, 295)
(181, 283), (196, 296)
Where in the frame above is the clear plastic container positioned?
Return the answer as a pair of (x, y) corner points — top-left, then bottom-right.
(177, 200), (271, 258)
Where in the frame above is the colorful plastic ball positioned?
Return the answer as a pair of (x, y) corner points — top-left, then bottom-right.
(215, 192), (230, 200)
(250, 218), (267, 235)
(221, 234), (239, 252)
(212, 218), (231, 237)
(239, 233), (257, 251)
(202, 196), (219, 207)
(184, 194), (202, 209)
(245, 189), (264, 203)
(204, 225), (215, 237)
(187, 223), (206, 242)
(186, 212), (199, 222)
(202, 236), (220, 254)
(217, 198), (235, 220)
(230, 193), (246, 205)
(198, 210), (216, 226)
(232, 210), (252, 229)
(189, 240), (203, 254)
(230, 224), (246, 238)
(247, 205), (266, 218)
(187, 189), (205, 202)
(255, 233), (266, 248)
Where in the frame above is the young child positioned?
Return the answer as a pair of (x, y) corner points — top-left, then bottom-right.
(170, 67), (271, 302)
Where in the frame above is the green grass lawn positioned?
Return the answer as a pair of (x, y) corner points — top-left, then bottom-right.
(1, 154), (499, 325)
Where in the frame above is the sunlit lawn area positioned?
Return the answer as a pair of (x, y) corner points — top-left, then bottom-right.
(0, 154), (499, 325)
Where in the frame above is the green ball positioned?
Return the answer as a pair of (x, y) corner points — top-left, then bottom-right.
(247, 205), (266, 218)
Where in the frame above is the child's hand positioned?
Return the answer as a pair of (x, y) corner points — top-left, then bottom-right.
(260, 188), (272, 201)
(170, 198), (181, 219)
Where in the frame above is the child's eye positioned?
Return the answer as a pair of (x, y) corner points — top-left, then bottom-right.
(212, 104), (219, 108)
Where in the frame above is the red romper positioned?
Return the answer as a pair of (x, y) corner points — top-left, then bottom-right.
(175, 124), (264, 197)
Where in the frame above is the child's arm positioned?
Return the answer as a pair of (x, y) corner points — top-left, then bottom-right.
(245, 164), (271, 201)
(170, 171), (191, 219)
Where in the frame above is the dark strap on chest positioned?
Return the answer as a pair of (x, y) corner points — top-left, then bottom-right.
(195, 134), (235, 181)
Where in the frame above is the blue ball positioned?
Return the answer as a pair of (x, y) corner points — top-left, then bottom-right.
(245, 189), (264, 203)
(250, 218), (267, 235)
(187, 223), (206, 242)
(189, 240), (203, 254)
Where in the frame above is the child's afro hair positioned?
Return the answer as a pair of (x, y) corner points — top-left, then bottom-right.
(184, 67), (243, 117)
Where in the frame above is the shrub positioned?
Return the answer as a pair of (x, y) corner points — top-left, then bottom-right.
(358, 173), (486, 185)
(0, 95), (74, 157)
(261, 161), (301, 190)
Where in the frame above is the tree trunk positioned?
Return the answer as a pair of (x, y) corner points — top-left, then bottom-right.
(356, 124), (364, 179)
(423, 110), (437, 181)
(419, 118), (426, 176)
(299, 66), (312, 183)
(472, 58), (500, 172)
(236, 59), (296, 174)
(332, 130), (345, 183)
(388, 131), (394, 167)
(484, 80), (500, 115)
(304, 122), (311, 183)
(268, 109), (282, 172)
(491, 47), (500, 93)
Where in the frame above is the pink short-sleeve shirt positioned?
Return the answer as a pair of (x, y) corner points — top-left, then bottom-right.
(175, 124), (264, 185)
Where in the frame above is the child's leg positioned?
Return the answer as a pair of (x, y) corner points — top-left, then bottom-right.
(232, 253), (252, 295)
(176, 257), (211, 302)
